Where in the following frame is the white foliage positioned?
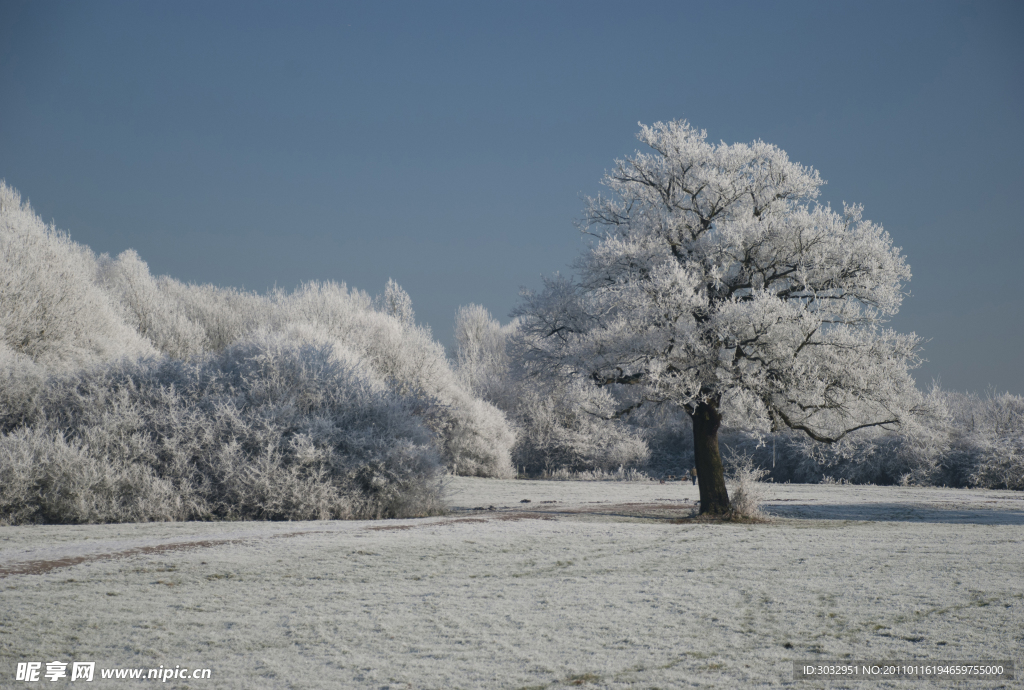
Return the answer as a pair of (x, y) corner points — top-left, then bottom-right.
(454, 303), (512, 400)
(511, 378), (650, 475)
(696, 383), (1024, 491)
(97, 249), (210, 359)
(454, 305), (649, 475)
(128, 278), (517, 479)
(514, 121), (923, 443)
(377, 278), (416, 327)
(0, 427), (182, 525)
(279, 284), (515, 478)
(723, 450), (771, 518)
(155, 279), (277, 353)
(72, 243), (516, 478)
(0, 180), (518, 528)
(0, 328), (447, 523)
(0, 182), (154, 367)
(931, 386), (1024, 490)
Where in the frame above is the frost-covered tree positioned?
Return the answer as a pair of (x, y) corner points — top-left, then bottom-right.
(0, 182), (153, 367)
(378, 278), (416, 327)
(454, 304), (513, 402)
(97, 249), (210, 359)
(515, 121), (922, 513)
(454, 305), (648, 476)
(0, 174), (522, 527)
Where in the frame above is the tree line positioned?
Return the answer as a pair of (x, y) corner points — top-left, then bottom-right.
(1, 122), (1021, 523)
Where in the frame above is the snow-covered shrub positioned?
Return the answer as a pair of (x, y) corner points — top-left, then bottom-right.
(281, 285), (516, 478)
(540, 466), (651, 481)
(0, 428), (182, 525)
(154, 279), (276, 353)
(0, 343), (50, 433)
(738, 386), (1023, 490)
(114, 276), (517, 478)
(511, 381), (650, 475)
(433, 392), (516, 477)
(936, 387), (1024, 490)
(697, 427), (916, 486)
(0, 179), (515, 528)
(723, 451), (771, 519)
(0, 182), (153, 367)
(376, 278), (416, 327)
(97, 250), (210, 360)
(0, 329), (446, 524)
(454, 305), (648, 476)
(94, 254), (516, 478)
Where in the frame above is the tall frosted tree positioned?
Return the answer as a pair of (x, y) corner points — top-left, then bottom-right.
(515, 121), (922, 514)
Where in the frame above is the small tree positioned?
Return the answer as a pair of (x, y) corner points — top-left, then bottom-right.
(515, 121), (922, 514)
(379, 278), (416, 327)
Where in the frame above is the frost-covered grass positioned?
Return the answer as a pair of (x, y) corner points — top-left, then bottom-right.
(1, 479), (1022, 689)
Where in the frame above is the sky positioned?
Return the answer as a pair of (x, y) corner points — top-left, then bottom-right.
(1, 0), (1022, 395)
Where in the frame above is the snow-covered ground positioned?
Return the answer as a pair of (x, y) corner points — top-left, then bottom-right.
(2, 479), (1022, 688)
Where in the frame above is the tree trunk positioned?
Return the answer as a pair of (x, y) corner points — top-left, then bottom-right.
(689, 401), (730, 515)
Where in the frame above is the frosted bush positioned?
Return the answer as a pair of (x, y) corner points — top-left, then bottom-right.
(156, 279), (276, 353)
(0, 329), (446, 524)
(1, 179), (516, 528)
(281, 285), (516, 477)
(454, 305), (648, 476)
(434, 392), (517, 478)
(540, 466), (651, 482)
(97, 250), (210, 359)
(0, 343), (50, 431)
(0, 181), (154, 367)
(757, 386), (1024, 490)
(115, 279), (517, 478)
(95, 257), (516, 479)
(510, 383), (650, 476)
(720, 449), (772, 518)
(0, 428), (183, 525)
(938, 387), (1024, 490)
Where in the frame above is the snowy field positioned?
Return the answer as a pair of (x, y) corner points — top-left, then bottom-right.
(2, 478), (1022, 689)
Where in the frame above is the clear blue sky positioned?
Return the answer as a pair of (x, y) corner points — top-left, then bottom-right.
(2, 0), (1022, 394)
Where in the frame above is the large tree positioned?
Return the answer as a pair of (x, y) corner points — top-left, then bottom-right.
(515, 121), (922, 514)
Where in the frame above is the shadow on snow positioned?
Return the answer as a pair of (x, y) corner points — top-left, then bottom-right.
(768, 502), (1024, 525)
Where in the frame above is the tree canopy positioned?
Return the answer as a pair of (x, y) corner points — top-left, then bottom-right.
(515, 121), (922, 513)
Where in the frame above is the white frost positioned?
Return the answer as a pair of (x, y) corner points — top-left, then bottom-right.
(2, 479), (1021, 688)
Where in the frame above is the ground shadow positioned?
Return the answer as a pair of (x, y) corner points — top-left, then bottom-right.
(767, 502), (1024, 525)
